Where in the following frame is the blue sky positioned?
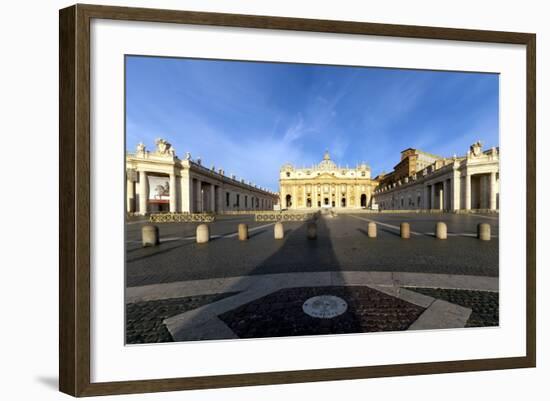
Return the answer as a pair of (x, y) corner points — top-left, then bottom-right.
(126, 56), (499, 191)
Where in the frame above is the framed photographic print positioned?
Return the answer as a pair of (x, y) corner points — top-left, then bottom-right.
(59, 4), (536, 397)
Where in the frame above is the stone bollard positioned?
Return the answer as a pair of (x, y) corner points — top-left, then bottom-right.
(435, 222), (447, 239)
(274, 222), (284, 240)
(367, 222), (377, 238)
(196, 224), (210, 244)
(400, 222), (410, 239)
(477, 223), (491, 241)
(307, 222), (317, 240)
(142, 224), (159, 247)
(238, 223), (248, 241)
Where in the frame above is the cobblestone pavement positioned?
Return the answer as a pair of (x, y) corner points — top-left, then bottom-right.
(126, 213), (499, 287)
(126, 293), (236, 344)
(125, 213), (499, 342)
(126, 277), (499, 342)
(410, 288), (499, 327)
(218, 286), (426, 339)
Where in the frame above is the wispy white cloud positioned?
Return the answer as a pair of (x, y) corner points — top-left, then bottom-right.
(282, 114), (305, 143)
(126, 57), (499, 189)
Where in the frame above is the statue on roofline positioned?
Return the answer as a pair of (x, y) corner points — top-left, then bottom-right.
(136, 142), (146, 155)
(155, 138), (175, 157)
(469, 141), (483, 157)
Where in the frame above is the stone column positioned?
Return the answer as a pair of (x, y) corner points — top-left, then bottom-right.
(180, 173), (193, 213)
(292, 185), (297, 209)
(311, 184), (317, 208)
(138, 170), (148, 215)
(126, 177), (135, 213)
(430, 184), (435, 210)
(169, 173), (177, 213)
(443, 180), (448, 210)
(464, 173), (471, 210)
(489, 171), (497, 210)
(451, 172), (460, 211)
(210, 184), (216, 212)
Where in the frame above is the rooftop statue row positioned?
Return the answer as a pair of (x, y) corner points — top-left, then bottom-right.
(135, 138), (176, 158)
(375, 141), (499, 193)
(130, 138), (275, 194)
(281, 150), (371, 172)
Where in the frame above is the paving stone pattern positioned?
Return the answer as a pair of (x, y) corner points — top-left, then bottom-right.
(126, 213), (499, 287)
(126, 293), (237, 344)
(219, 286), (426, 339)
(410, 288), (499, 327)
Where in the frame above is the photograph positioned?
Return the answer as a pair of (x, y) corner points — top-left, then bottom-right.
(124, 56), (500, 344)
(1, 1), (543, 399)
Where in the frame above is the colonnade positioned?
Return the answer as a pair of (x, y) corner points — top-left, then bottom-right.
(126, 169), (276, 215)
(376, 171), (498, 211)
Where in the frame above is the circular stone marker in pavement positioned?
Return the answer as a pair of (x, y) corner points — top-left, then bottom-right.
(303, 295), (348, 319)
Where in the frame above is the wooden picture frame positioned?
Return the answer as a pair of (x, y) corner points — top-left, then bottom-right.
(59, 3), (536, 397)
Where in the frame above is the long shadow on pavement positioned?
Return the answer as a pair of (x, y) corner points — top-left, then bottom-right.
(153, 214), (425, 343)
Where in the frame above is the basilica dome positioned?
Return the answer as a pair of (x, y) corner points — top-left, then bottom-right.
(318, 150), (337, 170)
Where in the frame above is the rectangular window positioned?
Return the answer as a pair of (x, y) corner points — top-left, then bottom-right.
(245, 196), (248, 208)
(236, 194), (240, 207)
(226, 192), (230, 207)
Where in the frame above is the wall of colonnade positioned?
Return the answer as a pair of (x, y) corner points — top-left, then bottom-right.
(373, 156), (499, 212)
(126, 160), (277, 215)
